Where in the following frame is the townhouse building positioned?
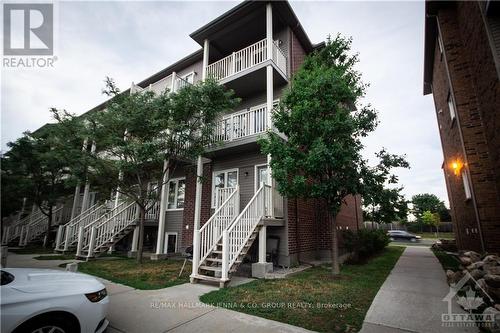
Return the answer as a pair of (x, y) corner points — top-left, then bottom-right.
(423, 0), (500, 253)
(2, 1), (362, 286)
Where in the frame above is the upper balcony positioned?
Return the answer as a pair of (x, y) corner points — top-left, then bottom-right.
(206, 38), (287, 91)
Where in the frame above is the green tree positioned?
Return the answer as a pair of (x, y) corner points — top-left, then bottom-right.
(363, 187), (409, 227)
(259, 35), (408, 275)
(422, 210), (440, 235)
(2, 111), (86, 246)
(411, 193), (449, 223)
(82, 77), (238, 263)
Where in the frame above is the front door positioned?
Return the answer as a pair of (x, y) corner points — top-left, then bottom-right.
(256, 165), (269, 190)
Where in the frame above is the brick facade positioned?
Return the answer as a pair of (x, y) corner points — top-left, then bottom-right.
(426, 2), (500, 252)
(287, 195), (362, 262)
(181, 163), (212, 249)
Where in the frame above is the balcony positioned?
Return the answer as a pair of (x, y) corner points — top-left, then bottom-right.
(206, 39), (288, 94)
(211, 103), (268, 144)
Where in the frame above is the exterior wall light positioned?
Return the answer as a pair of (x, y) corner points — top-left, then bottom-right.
(450, 159), (464, 176)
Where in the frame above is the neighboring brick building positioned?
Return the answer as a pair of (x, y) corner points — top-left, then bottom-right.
(423, 1), (500, 253)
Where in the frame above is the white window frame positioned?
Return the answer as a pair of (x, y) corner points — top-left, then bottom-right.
(211, 168), (239, 208)
(447, 93), (456, 122)
(437, 34), (444, 59)
(164, 232), (178, 254)
(167, 177), (186, 211)
(462, 171), (472, 200)
(254, 163), (269, 192)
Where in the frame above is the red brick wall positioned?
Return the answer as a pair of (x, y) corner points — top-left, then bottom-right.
(290, 30), (307, 75)
(431, 3), (500, 252)
(181, 163), (212, 249)
(287, 195), (362, 257)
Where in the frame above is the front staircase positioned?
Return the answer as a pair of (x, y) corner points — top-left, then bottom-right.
(55, 201), (114, 252)
(191, 184), (275, 287)
(75, 201), (140, 259)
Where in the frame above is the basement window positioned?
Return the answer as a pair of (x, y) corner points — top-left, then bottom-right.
(167, 178), (185, 210)
(447, 93), (456, 122)
(462, 171), (472, 200)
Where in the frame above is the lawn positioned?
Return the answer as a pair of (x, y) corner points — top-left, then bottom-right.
(416, 232), (454, 240)
(77, 258), (191, 290)
(9, 246), (55, 254)
(34, 254), (76, 260)
(200, 246), (404, 333)
(431, 248), (460, 271)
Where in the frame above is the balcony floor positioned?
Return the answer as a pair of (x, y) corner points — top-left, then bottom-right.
(222, 60), (288, 97)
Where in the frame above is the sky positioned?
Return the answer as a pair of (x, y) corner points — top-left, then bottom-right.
(0, 0), (447, 205)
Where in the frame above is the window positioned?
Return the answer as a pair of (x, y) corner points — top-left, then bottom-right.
(447, 93), (456, 122)
(182, 72), (195, 84)
(167, 178), (185, 209)
(164, 232), (178, 254)
(437, 34), (444, 59)
(212, 169), (238, 207)
(462, 171), (472, 200)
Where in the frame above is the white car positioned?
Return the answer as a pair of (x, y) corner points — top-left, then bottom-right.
(1, 268), (109, 333)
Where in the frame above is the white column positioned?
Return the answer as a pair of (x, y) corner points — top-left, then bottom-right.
(55, 226), (63, 250)
(202, 39), (210, 81)
(171, 72), (177, 93)
(155, 159), (170, 256)
(76, 226), (84, 257)
(18, 226), (25, 246)
(266, 2), (274, 218)
(193, 156), (203, 231)
(87, 227), (97, 258)
(70, 184), (81, 220)
(266, 2), (273, 60)
(131, 226), (139, 252)
(191, 155), (204, 278)
(258, 226), (267, 263)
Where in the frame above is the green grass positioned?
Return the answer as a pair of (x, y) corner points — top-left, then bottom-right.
(432, 248), (460, 271)
(200, 246), (404, 333)
(9, 246), (55, 254)
(34, 254), (76, 260)
(77, 258), (191, 290)
(416, 232), (454, 240)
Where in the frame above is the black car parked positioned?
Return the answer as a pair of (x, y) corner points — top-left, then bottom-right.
(387, 230), (421, 242)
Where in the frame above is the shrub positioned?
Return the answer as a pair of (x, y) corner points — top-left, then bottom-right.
(344, 229), (390, 262)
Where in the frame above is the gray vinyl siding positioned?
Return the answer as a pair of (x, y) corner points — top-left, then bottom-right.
(165, 167), (186, 247)
(211, 150), (267, 209)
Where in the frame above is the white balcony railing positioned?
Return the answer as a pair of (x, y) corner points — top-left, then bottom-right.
(212, 103), (268, 143)
(206, 39), (287, 82)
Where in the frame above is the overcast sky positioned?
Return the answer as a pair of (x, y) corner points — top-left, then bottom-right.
(1, 0), (447, 205)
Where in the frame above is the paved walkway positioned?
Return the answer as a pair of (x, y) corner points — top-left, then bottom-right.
(6, 252), (313, 333)
(360, 247), (478, 333)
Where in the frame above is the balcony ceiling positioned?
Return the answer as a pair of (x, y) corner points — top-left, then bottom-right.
(190, 1), (312, 60)
(224, 63), (287, 98)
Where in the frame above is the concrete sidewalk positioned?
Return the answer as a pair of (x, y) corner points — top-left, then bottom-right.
(6, 252), (313, 333)
(360, 247), (478, 333)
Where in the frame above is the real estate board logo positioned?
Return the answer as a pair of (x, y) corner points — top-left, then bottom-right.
(2, 3), (57, 68)
(442, 272), (496, 328)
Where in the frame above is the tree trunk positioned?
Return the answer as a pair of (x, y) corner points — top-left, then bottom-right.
(136, 206), (146, 264)
(329, 211), (340, 276)
(43, 206), (53, 248)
